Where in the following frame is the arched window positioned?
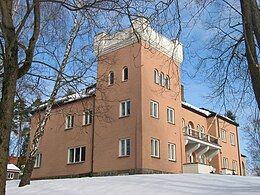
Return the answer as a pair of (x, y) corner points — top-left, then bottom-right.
(188, 122), (194, 136)
(159, 72), (164, 86)
(154, 69), (159, 84)
(165, 75), (170, 89)
(197, 125), (201, 138)
(122, 67), (128, 81)
(108, 71), (114, 85)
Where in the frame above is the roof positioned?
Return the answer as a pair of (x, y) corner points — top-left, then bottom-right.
(7, 164), (20, 172)
(32, 84), (96, 113)
(181, 101), (239, 126)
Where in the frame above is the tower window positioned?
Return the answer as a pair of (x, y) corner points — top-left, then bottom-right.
(122, 67), (128, 81)
(108, 71), (114, 85)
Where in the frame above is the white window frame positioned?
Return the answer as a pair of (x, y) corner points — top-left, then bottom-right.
(151, 138), (160, 158)
(7, 172), (14, 179)
(232, 160), (237, 172)
(165, 75), (170, 89)
(122, 67), (128, 81)
(223, 157), (228, 169)
(83, 110), (92, 125)
(230, 132), (235, 146)
(120, 100), (130, 117)
(159, 72), (164, 86)
(221, 129), (226, 142)
(119, 138), (130, 157)
(68, 146), (86, 164)
(108, 71), (114, 85)
(167, 107), (175, 124)
(150, 100), (159, 118)
(168, 143), (176, 161)
(66, 114), (74, 129)
(34, 153), (42, 168)
(154, 69), (159, 84)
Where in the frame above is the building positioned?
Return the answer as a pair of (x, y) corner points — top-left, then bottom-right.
(7, 164), (20, 180)
(31, 17), (245, 179)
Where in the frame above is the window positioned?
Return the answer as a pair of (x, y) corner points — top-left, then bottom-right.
(34, 153), (42, 168)
(83, 110), (92, 125)
(150, 101), (159, 118)
(151, 138), (160, 157)
(120, 100), (130, 117)
(154, 69), (159, 84)
(223, 157), (228, 169)
(221, 129), (226, 142)
(187, 122), (193, 135)
(168, 143), (176, 161)
(232, 160), (237, 172)
(7, 173), (14, 179)
(122, 67), (128, 81)
(167, 107), (175, 124)
(119, 138), (130, 156)
(68, 146), (86, 163)
(159, 72), (164, 86)
(108, 71), (114, 85)
(165, 75), (170, 89)
(230, 133), (235, 145)
(66, 114), (74, 129)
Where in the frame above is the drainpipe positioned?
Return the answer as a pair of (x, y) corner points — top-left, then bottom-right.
(90, 94), (96, 177)
(217, 117), (222, 173)
(235, 126), (242, 176)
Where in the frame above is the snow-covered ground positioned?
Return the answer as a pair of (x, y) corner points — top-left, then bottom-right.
(7, 174), (260, 195)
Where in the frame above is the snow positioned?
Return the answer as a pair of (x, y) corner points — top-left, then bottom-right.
(7, 164), (20, 172)
(6, 174), (260, 195)
(182, 102), (211, 116)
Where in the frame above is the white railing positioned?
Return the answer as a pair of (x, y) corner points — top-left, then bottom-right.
(183, 127), (220, 145)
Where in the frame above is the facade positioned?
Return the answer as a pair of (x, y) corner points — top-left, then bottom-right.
(31, 17), (244, 179)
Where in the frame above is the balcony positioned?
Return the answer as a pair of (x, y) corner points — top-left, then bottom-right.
(183, 163), (216, 174)
(183, 127), (221, 162)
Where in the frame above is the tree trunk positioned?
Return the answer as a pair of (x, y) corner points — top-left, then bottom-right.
(18, 157), (35, 187)
(19, 9), (79, 187)
(240, 0), (260, 110)
(0, 0), (19, 194)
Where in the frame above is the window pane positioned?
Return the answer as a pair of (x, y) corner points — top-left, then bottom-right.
(127, 101), (130, 115)
(154, 103), (157, 117)
(121, 140), (125, 155)
(124, 68), (128, 80)
(81, 147), (86, 161)
(121, 102), (125, 116)
(150, 102), (153, 116)
(151, 140), (154, 155)
(89, 111), (92, 124)
(75, 147), (80, 162)
(126, 139), (130, 155)
(69, 149), (74, 163)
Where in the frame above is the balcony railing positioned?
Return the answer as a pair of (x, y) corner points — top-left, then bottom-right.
(183, 127), (220, 145)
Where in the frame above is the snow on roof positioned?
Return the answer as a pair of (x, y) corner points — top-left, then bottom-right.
(7, 164), (20, 172)
(182, 101), (237, 125)
(182, 101), (211, 116)
(35, 86), (96, 111)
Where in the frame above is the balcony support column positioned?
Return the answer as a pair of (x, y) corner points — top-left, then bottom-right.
(186, 143), (200, 156)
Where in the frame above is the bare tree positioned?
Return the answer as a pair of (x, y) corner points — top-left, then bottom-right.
(1, 0), (177, 193)
(244, 110), (260, 176)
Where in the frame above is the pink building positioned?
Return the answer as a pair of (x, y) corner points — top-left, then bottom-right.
(31, 17), (246, 179)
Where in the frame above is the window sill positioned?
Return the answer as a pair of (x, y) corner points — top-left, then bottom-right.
(222, 140), (227, 143)
(231, 144), (236, 146)
(82, 123), (91, 127)
(34, 166), (41, 169)
(151, 155), (160, 159)
(121, 80), (128, 83)
(65, 127), (73, 131)
(67, 161), (85, 165)
(150, 115), (159, 119)
(168, 159), (176, 162)
(167, 121), (175, 125)
(118, 155), (130, 158)
(119, 115), (130, 119)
